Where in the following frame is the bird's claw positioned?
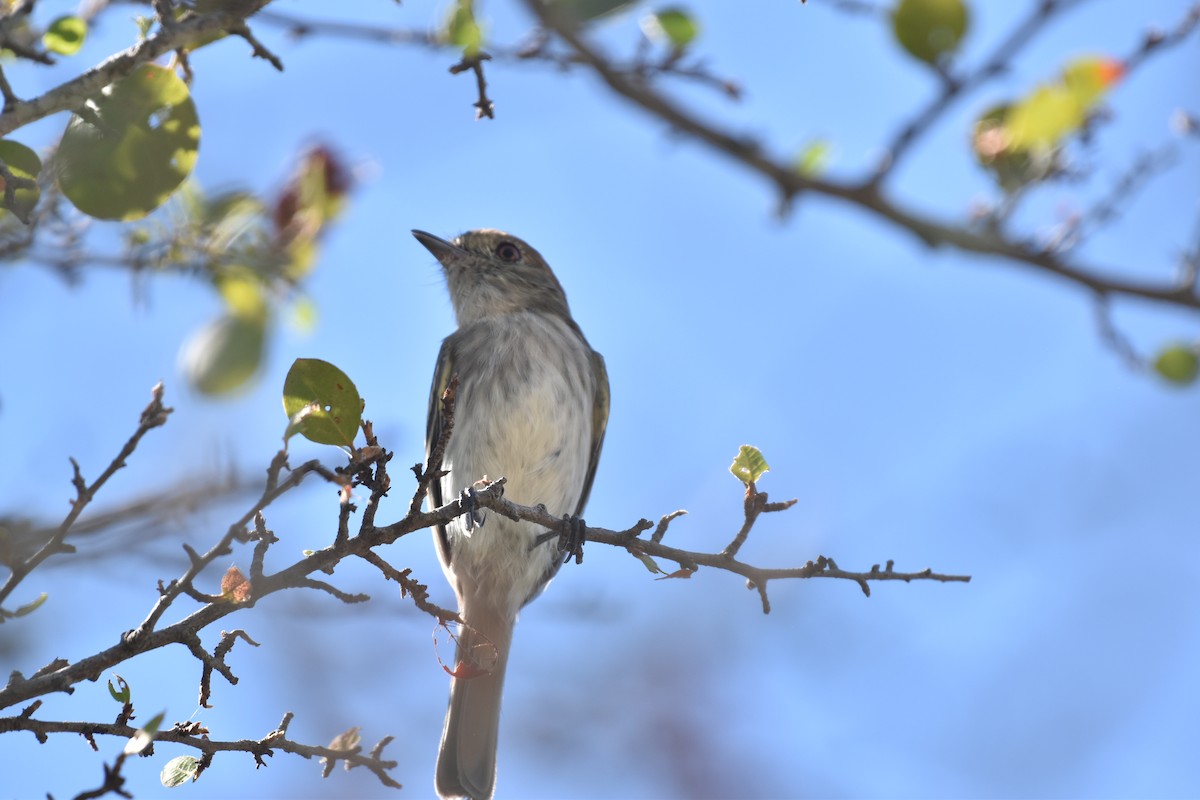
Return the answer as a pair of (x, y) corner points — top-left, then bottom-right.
(460, 486), (486, 532)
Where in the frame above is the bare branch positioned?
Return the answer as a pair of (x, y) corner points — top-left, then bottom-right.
(0, 383), (172, 615)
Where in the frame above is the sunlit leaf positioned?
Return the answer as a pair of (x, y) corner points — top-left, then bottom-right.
(730, 445), (770, 485)
(444, 0), (483, 55)
(642, 7), (700, 49)
(161, 755), (199, 788)
(43, 16), (87, 55)
(57, 64), (200, 221)
(282, 358), (363, 446)
(125, 710), (165, 755)
(108, 675), (131, 704)
(892, 0), (968, 65)
(216, 271), (268, 321)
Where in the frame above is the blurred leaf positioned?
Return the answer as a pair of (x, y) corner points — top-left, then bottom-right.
(1153, 344), (1199, 386)
(160, 755), (199, 788)
(730, 445), (770, 485)
(57, 64), (200, 221)
(445, 0), (483, 55)
(551, 0), (640, 23)
(892, 0), (968, 65)
(12, 590), (46, 617)
(971, 102), (1062, 191)
(216, 271), (268, 321)
(108, 675), (131, 703)
(1062, 56), (1124, 109)
(794, 138), (832, 177)
(0, 139), (42, 222)
(180, 314), (267, 396)
(288, 295), (319, 333)
(124, 710), (165, 755)
(642, 7), (700, 48)
(1005, 55), (1122, 152)
(282, 358), (362, 447)
(43, 16), (87, 55)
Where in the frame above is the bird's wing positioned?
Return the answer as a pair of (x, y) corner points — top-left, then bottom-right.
(574, 349), (610, 518)
(426, 336), (457, 567)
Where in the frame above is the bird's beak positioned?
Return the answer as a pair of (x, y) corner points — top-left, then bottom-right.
(412, 229), (467, 266)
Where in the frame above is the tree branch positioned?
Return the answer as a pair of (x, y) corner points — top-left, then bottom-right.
(0, 0), (275, 137)
(521, 0), (1200, 314)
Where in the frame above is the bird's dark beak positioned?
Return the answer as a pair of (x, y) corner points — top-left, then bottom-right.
(412, 229), (467, 266)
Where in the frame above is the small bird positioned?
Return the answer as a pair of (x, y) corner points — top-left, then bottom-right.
(413, 229), (609, 800)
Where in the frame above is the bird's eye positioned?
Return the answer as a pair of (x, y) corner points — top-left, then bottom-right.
(495, 241), (522, 263)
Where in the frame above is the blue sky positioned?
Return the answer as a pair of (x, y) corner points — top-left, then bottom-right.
(2, 1), (1198, 798)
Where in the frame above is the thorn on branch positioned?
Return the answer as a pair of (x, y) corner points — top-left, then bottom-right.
(229, 22), (284, 71)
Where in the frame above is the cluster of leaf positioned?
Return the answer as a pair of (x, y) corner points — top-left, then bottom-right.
(0, 10), (352, 397)
(171, 146), (352, 396)
(861, 0), (1196, 387)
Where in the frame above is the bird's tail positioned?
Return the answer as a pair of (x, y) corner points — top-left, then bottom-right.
(436, 600), (515, 800)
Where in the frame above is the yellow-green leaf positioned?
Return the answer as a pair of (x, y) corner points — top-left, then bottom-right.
(794, 138), (832, 177)
(730, 445), (770, 485)
(13, 591), (47, 617)
(643, 7), (699, 48)
(282, 358), (362, 446)
(216, 271), (268, 321)
(0, 139), (42, 223)
(108, 675), (131, 704)
(892, 0), (968, 65)
(161, 755), (199, 788)
(1153, 344), (1199, 386)
(180, 314), (267, 396)
(43, 16), (87, 55)
(445, 0), (483, 55)
(57, 64), (200, 221)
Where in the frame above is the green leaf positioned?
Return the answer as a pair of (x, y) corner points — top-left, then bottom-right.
(633, 551), (663, 574)
(13, 591), (47, 617)
(643, 7), (699, 48)
(125, 710), (165, 755)
(282, 358), (363, 446)
(1153, 344), (1199, 386)
(551, 0), (640, 23)
(794, 138), (832, 177)
(161, 755), (199, 788)
(57, 64), (200, 221)
(0, 139), (42, 223)
(43, 16), (87, 55)
(892, 0), (968, 65)
(216, 271), (268, 321)
(180, 314), (267, 396)
(108, 675), (131, 704)
(730, 445), (770, 485)
(445, 0), (483, 55)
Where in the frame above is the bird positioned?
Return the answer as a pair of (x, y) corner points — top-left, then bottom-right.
(413, 228), (609, 800)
